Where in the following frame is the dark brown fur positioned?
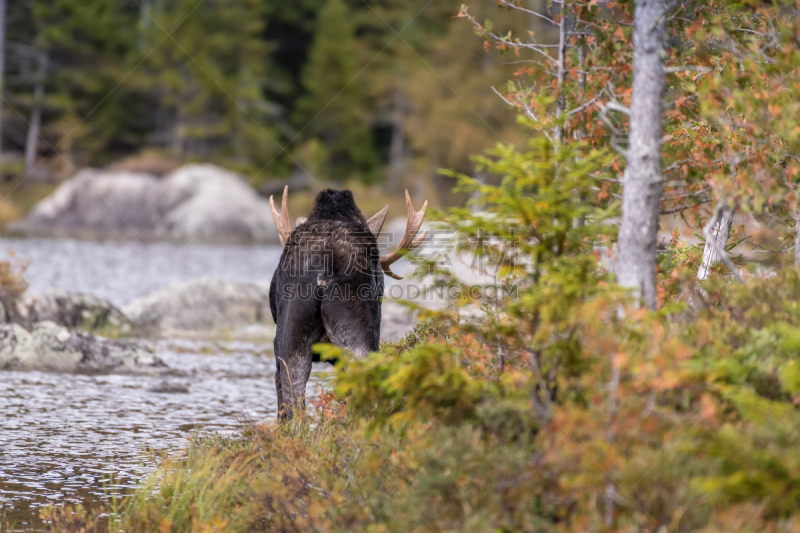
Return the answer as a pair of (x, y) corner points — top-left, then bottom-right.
(269, 190), (383, 420)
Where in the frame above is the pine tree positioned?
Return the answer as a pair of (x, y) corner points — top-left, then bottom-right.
(30, 0), (139, 167)
(358, 0), (531, 197)
(293, 0), (375, 181)
(138, 0), (281, 171)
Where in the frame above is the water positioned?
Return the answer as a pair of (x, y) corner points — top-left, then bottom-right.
(0, 236), (285, 307)
(0, 338), (332, 527)
(0, 237), (333, 528)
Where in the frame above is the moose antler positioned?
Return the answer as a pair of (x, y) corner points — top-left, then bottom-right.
(367, 205), (388, 235)
(379, 190), (428, 280)
(270, 186), (292, 245)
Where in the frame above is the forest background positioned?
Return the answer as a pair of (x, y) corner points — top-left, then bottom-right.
(0, 0), (545, 219)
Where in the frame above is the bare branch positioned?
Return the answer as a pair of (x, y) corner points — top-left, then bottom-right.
(524, 348), (553, 422)
(597, 104), (623, 135)
(663, 158), (693, 172)
(496, 0), (556, 25)
(605, 101), (631, 116)
(460, 12), (558, 65)
(733, 28), (767, 36)
(660, 198), (712, 215)
(491, 86), (552, 141)
(663, 187), (710, 200)
(567, 91), (604, 116)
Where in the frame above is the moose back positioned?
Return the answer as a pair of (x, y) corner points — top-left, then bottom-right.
(269, 188), (426, 420)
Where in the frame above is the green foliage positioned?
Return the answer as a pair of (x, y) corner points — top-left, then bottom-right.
(76, 254), (800, 533)
(3, 0), (532, 190)
(31, 0), (141, 160)
(106, 410), (553, 533)
(338, 342), (502, 429)
(293, 0), (375, 180)
(138, 0), (281, 168)
(10, 0), (539, 192)
(435, 135), (619, 413)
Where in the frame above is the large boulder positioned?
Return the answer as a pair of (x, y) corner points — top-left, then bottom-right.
(10, 164), (280, 243)
(123, 278), (273, 336)
(0, 321), (166, 374)
(123, 277), (422, 342)
(15, 289), (134, 334)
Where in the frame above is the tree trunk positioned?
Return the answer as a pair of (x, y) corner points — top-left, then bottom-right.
(794, 208), (800, 267)
(470, 170), (486, 214)
(172, 103), (184, 158)
(138, 0), (152, 48)
(697, 206), (734, 280)
(139, 0), (152, 29)
(553, 0), (567, 143)
(0, 0), (6, 159)
(616, 0), (667, 310)
(25, 51), (47, 175)
(386, 89), (406, 193)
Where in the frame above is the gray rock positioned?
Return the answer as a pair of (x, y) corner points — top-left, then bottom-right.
(0, 321), (166, 374)
(10, 164), (280, 244)
(123, 278), (273, 336)
(15, 289), (134, 334)
(148, 380), (189, 394)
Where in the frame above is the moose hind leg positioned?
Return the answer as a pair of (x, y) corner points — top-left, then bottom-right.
(274, 364), (285, 420)
(276, 350), (314, 420)
(274, 303), (324, 420)
(321, 296), (380, 357)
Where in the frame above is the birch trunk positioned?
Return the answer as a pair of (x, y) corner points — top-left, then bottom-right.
(697, 206), (734, 280)
(25, 51), (47, 175)
(616, 0), (667, 310)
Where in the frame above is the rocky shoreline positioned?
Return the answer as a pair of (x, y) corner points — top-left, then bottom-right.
(0, 321), (166, 374)
(0, 277), (423, 374)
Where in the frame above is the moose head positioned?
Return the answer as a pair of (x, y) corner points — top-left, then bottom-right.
(268, 187), (427, 420)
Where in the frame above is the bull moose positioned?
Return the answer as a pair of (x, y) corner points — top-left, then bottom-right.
(268, 187), (427, 420)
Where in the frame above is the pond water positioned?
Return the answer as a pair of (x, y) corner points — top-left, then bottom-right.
(0, 236), (285, 307)
(0, 237), (335, 530)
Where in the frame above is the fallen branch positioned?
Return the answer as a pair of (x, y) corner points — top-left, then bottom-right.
(664, 65), (713, 74)
(700, 201), (744, 283)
